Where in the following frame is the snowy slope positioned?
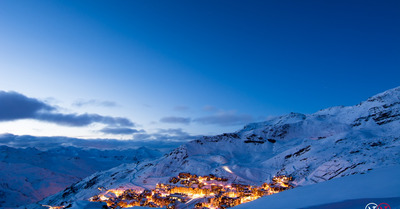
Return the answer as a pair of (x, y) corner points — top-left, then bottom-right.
(233, 166), (400, 209)
(0, 145), (162, 208)
(34, 86), (400, 208)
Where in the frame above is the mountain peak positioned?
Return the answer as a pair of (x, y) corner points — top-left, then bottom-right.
(33, 87), (400, 208)
(366, 86), (400, 103)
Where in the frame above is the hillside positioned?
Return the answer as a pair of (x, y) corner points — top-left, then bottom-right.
(32, 86), (400, 208)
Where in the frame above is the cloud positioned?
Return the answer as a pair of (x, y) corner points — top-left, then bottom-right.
(158, 110), (254, 127)
(133, 128), (198, 142)
(173, 105), (189, 111)
(0, 91), (134, 129)
(72, 99), (118, 107)
(0, 91), (54, 121)
(202, 105), (217, 112)
(157, 128), (191, 136)
(193, 112), (253, 126)
(36, 113), (134, 127)
(160, 116), (191, 124)
(100, 127), (142, 135)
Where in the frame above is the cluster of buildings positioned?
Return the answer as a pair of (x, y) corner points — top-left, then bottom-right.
(42, 205), (65, 209)
(89, 173), (293, 209)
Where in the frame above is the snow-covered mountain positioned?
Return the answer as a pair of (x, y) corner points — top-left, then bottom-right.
(0, 145), (162, 208)
(33, 86), (400, 208)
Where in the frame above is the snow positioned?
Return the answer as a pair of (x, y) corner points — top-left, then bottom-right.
(234, 166), (400, 209)
(30, 86), (400, 208)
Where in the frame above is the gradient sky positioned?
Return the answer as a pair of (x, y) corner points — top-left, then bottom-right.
(0, 0), (399, 140)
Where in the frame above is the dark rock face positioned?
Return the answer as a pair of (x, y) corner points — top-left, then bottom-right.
(353, 102), (400, 126)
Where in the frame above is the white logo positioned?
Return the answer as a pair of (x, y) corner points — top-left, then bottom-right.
(365, 203), (378, 209)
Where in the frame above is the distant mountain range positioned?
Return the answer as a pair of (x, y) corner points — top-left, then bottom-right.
(26, 86), (400, 208)
(0, 145), (162, 208)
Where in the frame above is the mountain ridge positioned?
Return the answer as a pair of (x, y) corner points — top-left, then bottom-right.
(31, 86), (400, 208)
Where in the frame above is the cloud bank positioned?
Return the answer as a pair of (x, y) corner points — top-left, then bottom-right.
(173, 105), (189, 112)
(133, 128), (199, 142)
(72, 99), (118, 107)
(0, 91), (256, 138)
(36, 113), (134, 127)
(0, 91), (134, 134)
(100, 127), (142, 135)
(159, 112), (254, 127)
(202, 105), (217, 112)
(160, 116), (191, 124)
(0, 91), (54, 121)
(193, 112), (253, 126)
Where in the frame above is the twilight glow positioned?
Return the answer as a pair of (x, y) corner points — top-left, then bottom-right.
(0, 0), (399, 140)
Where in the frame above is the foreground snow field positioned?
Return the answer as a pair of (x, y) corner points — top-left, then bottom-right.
(234, 166), (400, 209)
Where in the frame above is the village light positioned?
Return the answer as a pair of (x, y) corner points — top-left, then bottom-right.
(88, 173), (294, 209)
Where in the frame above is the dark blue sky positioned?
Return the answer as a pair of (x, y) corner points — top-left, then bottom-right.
(0, 0), (399, 138)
